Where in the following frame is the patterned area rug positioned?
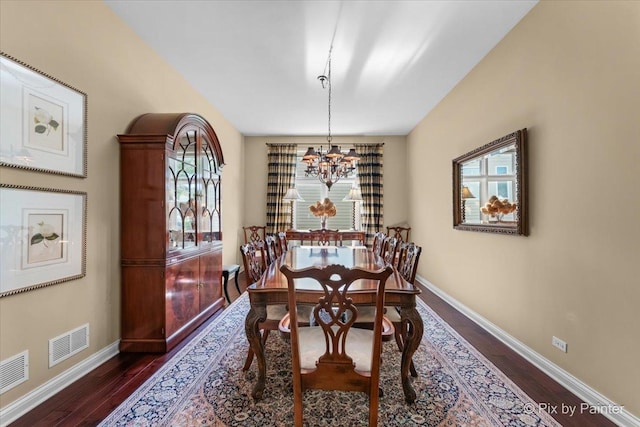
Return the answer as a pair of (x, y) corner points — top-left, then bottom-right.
(100, 294), (559, 426)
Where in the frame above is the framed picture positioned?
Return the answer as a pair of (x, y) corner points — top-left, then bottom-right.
(0, 52), (87, 177)
(0, 184), (87, 297)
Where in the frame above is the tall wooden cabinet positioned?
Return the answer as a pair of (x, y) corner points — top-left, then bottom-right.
(117, 113), (224, 352)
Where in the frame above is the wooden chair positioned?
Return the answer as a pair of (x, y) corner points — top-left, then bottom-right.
(386, 242), (422, 377)
(242, 225), (267, 244)
(280, 263), (394, 427)
(309, 229), (341, 246)
(264, 235), (279, 264)
(382, 236), (400, 267)
(276, 231), (288, 254)
(386, 226), (411, 242)
(239, 242), (287, 370)
(371, 231), (387, 257)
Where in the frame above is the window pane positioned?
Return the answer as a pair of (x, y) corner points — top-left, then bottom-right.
(295, 184), (322, 230)
(462, 181), (481, 224)
(462, 158), (481, 176)
(488, 180), (514, 200)
(488, 153), (513, 175)
(325, 183), (353, 230)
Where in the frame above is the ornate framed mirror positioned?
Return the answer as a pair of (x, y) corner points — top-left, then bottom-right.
(452, 129), (528, 236)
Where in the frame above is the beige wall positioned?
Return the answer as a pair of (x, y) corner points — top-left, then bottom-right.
(243, 135), (408, 253)
(408, 0), (639, 416)
(0, 1), (243, 409)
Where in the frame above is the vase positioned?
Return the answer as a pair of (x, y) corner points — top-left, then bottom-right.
(320, 215), (327, 230)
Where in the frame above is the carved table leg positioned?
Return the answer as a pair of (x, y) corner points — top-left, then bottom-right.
(399, 304), (424, 403)
(245, 302), (267, 400)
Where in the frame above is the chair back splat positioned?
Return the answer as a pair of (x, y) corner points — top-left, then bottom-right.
(240, 242), (266, 287)
(264, 235), (279, 264)
(382, 236), (400, 267)
(397, 242), (422, 285)
(371, 231), (387, 256)
(276, 231), (288, 254)
(280, 263), (393, 426)
(242, 225), (267, 244)
(309, 229), (342, 246)
(385, 226), (411, 242)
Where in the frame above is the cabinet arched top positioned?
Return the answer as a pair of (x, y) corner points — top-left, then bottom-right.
(122, 113), (225, 168)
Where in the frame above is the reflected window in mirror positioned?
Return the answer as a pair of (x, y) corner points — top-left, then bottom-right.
(453, 129), (528, 236)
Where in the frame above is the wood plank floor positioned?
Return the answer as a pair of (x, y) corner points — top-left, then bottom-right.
(9, 272), (616, 426)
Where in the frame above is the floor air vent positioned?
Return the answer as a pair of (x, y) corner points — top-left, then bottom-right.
(49, 323), (89, 367)
(0, 351), (29, 394)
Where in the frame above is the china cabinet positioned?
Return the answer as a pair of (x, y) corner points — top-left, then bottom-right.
(117, 113), (224, 352)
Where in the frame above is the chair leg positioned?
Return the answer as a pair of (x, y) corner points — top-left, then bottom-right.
(293, 389), (304, 426)
(393, 327), (404, 350)
(369, 391), (380, 427)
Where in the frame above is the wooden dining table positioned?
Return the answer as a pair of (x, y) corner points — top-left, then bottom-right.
(245, 246), (423, 403)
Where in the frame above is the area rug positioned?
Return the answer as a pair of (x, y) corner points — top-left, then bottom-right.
(100, 293), (560, 426)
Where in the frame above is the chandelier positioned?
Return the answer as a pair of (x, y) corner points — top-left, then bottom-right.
(302, 48), (360, 190)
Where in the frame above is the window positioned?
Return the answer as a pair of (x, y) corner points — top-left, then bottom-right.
(292, 146), (359, 230)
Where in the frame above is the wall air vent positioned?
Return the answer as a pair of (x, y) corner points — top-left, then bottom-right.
(49, 323), (89, 367)
(0, 350), (29, 394)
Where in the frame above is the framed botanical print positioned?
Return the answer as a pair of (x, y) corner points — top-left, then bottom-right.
(0, 184), (87, 297)
(0, 52), (87, 177)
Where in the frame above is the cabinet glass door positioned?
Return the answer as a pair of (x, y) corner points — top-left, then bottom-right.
(167, 130), (198, 250)
(199, 135), (222, 242)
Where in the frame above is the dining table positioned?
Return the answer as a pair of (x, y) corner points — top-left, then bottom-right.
(245, 245), (423, 403)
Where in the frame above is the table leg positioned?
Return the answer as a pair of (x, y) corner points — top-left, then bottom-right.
(222, 270), (231, 304)
(399, 305), (423, 403)
(234, 268), (241, 295)
(245, 302), (267, 400)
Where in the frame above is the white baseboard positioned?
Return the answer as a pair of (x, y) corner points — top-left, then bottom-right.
(416, 274), (639, 427)
(0, 341), (120, 427)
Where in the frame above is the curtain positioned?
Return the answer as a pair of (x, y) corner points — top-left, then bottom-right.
(266, 144), (297, 234)
(356, 144), (384, 247)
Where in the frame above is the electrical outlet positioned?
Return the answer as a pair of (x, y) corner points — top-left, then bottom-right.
(552, 336), (567, 353)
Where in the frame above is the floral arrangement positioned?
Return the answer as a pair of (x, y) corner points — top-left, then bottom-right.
(481, 195), (517, 220)
(309, 198), (337, 217)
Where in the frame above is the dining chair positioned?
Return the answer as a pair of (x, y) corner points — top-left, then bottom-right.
(280, 263), (394, 427)
(264, 235), (279, 264)
(385, 226), (411, 242)
(371, 231), (386, 256)
(276, 231), (288, 254)
(240, 242), (287, 370)
(309, 229), (341, 246)
(242, 225), (267, 244)
(387, 242), (422, 377)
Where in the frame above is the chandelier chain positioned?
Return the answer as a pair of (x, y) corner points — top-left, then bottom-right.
(301, 45), (359, 190)
(327, 55), (332, 143)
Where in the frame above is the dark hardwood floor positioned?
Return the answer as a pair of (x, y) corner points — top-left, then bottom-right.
(10, 272), (616, 427)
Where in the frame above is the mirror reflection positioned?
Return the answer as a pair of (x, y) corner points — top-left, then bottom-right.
(453, 129), (528, 235)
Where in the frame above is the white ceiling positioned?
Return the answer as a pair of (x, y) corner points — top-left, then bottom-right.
(105, 0), (537, 136)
